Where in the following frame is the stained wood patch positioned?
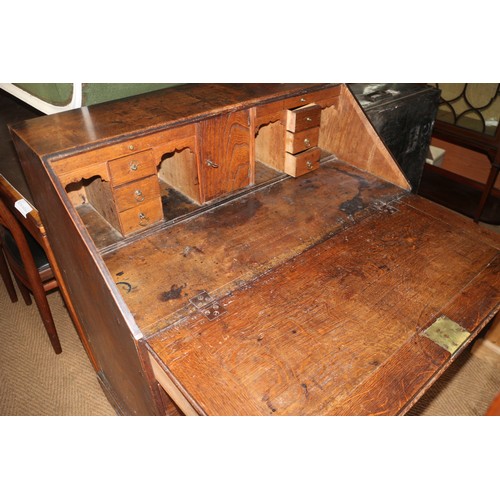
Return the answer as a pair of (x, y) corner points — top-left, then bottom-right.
(103, 161), (402, 336)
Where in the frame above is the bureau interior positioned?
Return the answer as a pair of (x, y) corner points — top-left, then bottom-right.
(61, 100), (339, 250)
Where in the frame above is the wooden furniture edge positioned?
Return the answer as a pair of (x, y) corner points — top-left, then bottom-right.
(332, 254), (500, 416)
(147, 348), (202, 416)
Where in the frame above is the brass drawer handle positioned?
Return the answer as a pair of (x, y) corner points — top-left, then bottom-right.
(130, 162), (139, 172)
(300, 97), (306, 102)
(138, 212), (149, 226)
(305, 117), (312, 122)
(206, 159), (220, 169)
(134, 190), (145, 202)
(304, 138), (311, 147)
(306, 161), (314, 170)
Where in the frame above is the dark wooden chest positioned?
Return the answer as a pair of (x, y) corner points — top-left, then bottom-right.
(350, 83), (441, 192)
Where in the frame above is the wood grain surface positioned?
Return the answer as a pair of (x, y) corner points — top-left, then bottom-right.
(10, 84), (336, 158)
(198, 110), (252, 202)
(147, 196), (498, 415)
(103, 160), (402, 336)
(319, 84), (411, 190)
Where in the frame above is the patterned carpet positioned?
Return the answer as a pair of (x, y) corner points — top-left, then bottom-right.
(0, 273), (499, 416)
(0, 281), (115, 416)
(407, 344), (500, 416)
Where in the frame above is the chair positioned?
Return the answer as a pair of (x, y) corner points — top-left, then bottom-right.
(0, 174), (62, 354)
(427, 83), (500, 224)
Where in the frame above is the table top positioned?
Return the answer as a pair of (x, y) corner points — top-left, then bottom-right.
(115, 159), (500, 415)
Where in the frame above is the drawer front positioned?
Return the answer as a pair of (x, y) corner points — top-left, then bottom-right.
(285, 127), (320, 154)
(284, 86), (341, 110)
(113, 175), (161, 213)
(286, 104), (322, 132)
(284, 147), (321, 177)
(118, 198), (163, 235)
(108, 149), (156, 186)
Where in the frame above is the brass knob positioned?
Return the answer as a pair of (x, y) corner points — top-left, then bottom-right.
(138, 212), (149, 226)
(130, 162), (138, 171)
(206, 159), (220, 168)
(129, 144), (135, 150)
(300, 97), (306, 102)
(134, 190), (144, 202)
(306, 161), (314, 170)
(306, 117), (312, 122)
(304, 138), (310, 147)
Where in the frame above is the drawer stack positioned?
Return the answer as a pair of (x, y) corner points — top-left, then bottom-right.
(284, 104), (322, 177)
(107, 149), (163, 235)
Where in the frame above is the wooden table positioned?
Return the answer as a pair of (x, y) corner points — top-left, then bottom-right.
(9, 83), (500, 415)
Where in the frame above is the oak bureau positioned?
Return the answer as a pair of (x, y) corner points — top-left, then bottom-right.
(9, 83), (500, 415)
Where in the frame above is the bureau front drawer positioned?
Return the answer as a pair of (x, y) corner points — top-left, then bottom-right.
(286, 104), (322, 132)
(118, 198), (163, 235)
(108, 149), (156, 186)
(285, 127), (320, 154)
(113, 175), (161, 213)
(284, 147), (321, 177)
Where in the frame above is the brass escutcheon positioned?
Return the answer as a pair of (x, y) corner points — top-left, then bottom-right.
(206, 159), (219, 169)
(138, 212), (149, 226)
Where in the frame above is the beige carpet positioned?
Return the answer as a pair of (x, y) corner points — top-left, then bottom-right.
(1, 271), (499, 416)
(407, 346), (500, 416)
(0, 280), (116, 416)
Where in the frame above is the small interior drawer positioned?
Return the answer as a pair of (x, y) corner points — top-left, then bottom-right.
(286, 104), (322, 133)
(282, 93), (318, 110)
(284, 147), (321, 177)
(285, 127), (320, 154)
(108, 149), (156, 186)
(118, 198), (163, 235)
(113, 175), (161, 213)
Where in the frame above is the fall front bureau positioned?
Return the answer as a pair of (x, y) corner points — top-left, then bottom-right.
(9, 83), (500, 415)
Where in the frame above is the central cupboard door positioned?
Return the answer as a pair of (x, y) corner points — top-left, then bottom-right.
(198, 109), (252, 202)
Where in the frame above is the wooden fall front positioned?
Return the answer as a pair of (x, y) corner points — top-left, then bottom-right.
(9, 83), (500, 415)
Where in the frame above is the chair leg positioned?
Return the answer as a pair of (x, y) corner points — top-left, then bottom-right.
(0, 249), (18, 302)
(12, 274), (32, 305)
(474, 163), (500, 223)
(31, 288), (62, 354)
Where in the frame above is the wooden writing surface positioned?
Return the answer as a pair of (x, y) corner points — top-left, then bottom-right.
(143, 163), (499, 415)
(103, 160), (402, 336)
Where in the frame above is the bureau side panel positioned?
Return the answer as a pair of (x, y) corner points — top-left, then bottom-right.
(11, 133), (160, 415)
(319, 84), (411, 190)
